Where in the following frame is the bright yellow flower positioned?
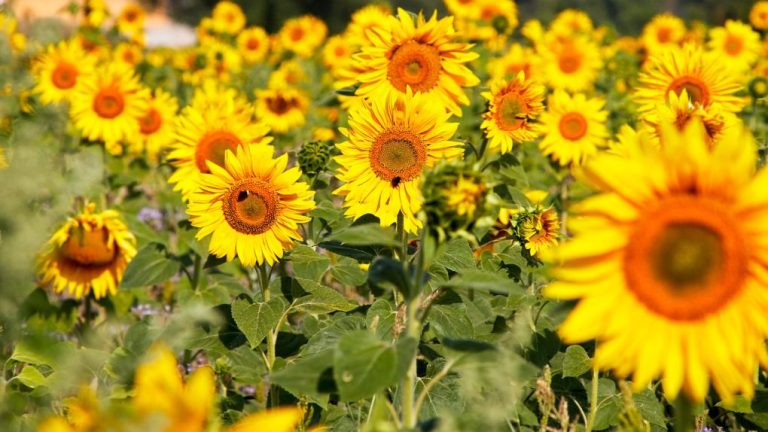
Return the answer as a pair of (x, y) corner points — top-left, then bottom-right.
(211, 1), (246, 34)
(334, 91), (464, 233)
(228, 407), (304, 432)
(187, 144), (315, 266)
(538, 90), (609, 166)
(279, 15), (327, 58)
(69, 62), (149, 153)
(481, 72), (546, 154)
(487, 43), (535, 82)
(345, 3), (392, 45)
(537, 34), (602, 92)
(519, 207), (559, 257)
(521, 19), (545, 44)
(707, 20), (761, 73)
(353, 8), (480, 117)
(196, 17), (219, 46)
(446, 176), (485, 217)
(268, 59), (306, 89)
(750, 1), (768, 30)
(549, 9), (594, 37)
(254, 87), (310, 134)
(81, 0), (109, 28)
(323, 35), (355, 77)
(32, 39), (95, 105)
(113, 42), (143, 67)
(127, 88), (179, 162)
(237, 27), (270, 64)
(641, 13), (685, 54)
(38, 202), (137, 299)
(545, 121), (768, 404)
(117, 3), (145, 37)
(444, 0), (480, 19)
(635, 44), (746, 114)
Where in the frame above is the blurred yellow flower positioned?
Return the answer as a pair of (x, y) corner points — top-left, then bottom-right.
(750, 1), (768, 30)
(33, 39), (95, 105)
(128, 88), (179, 163)
(254, 87), (310, 134)
(279, 15), (327, 58)
(537, 34), (602, 92)
(237, 27), (270, 64)
(707, 20), (761, 73)
(481, 72), (546, 154)
(641, 13), (685, 54)
(211, 1), (246, 34)
(116, 3), (145, 37)
(538, 90), (609, 166)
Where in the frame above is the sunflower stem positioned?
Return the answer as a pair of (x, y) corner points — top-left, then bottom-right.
(401, 227), (426, 429)
(586, 367), (599, 432)
(396, 212), (408, 264)
(673, 396), (695, 432)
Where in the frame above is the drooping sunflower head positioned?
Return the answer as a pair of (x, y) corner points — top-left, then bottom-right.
(32, 39), (96, 105)
(481, 72), (546, 154)
(38, 202), (137, 300)
(354, 8), (480, 116)
(334, 91), (464, 233)
(538, 90), (609, 167)
(187, 144), (315, 267)
(537, 33), (603, 92)
(211, 1), (246, 34)
(545, 120), (768, 404)
(237, 27), (270, 64)
(254, 87), (310, 134)
(641, 13), (685, 54)
(750, 1), (768, 30)
(635, 44), (747, 114)
(707, 20), (761, 73)
(279, 15), (328, 58)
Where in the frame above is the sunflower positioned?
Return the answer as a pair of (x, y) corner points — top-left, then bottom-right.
(641, 13), (685, 54)
(707, 20), (761, 73)
(481, 72), (546, 154)
(81, 0), (109, 28)
(279, 15), (327, 58)
(268, 59), (306, 89)
(237, 27), (270, 64)
(187, 144), (315, 266)
(211, 1), (246, 35)
(518, 207), (560, 257)
(538, 90), (609, 166)
(323, 35), (355, 78)
(114, 42), (143, 66)
(537, 34), (602, 92)
(116, 3), (145, 37)
(32, 39), (95, 105)
(545, 120), (768, 404)
(168, 92), (271, 200)
(345, 3), (392, 46)
(254, 87), (310, 134)
(353, 8), (480, 117)
(549, 9), (594, 38)
(228, 408), (304, 432)
(487, 43), (535, 82)
(38, 202), (137, 300)
(334, 91), (464, 233)
(750, 1), (768, 30)
(127, 88), (178, 162)
(69, 62), (149, 153)
(444, 0), (480, 20)
(635, 44), (746, 114)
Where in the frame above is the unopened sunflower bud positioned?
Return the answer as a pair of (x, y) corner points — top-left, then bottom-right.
(297, 140), (333, 176)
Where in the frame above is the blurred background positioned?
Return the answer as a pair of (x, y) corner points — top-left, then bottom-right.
(8, 0), (758, 40)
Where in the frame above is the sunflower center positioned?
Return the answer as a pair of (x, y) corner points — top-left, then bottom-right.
(558, 112), (588, 140)
(61, 227), (117, 266)
(656, 26), (672, 43)
(496, 93), (527, 131)
(558, 51), (582, 74)
(139, 108), (163, 134)
(370, 130), (426, 185)
(290, 27), (305, 42)
(195, 131), (241, 173)
(223, 179), (279, 234)
(246, 38), (260, 50)
(723, 34), (743, 56)
(667, 76), (710, 106)
(51, 62), (78, 89)
(624, 196), (747, 321)
(387, 40), (441, 92)
(93, 88), (126, 119)
(266, 95), (297, 115)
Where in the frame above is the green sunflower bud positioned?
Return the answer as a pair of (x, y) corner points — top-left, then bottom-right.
(297, 140), (333, 176)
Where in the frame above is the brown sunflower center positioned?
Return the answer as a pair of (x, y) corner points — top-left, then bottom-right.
(93, 87), (126, 119)
(61, 227), (117, 266)
(195, 131), (241, 173)
(290, 26), (305, 42)
(558, 51), (582, 74)
(624, 196), (747, 321)
(52, 62), (78, 90)
(558, 112), (588, 140)
(125, 10), (138, 22)
(656, 26), (672, 43)
(223, 179), (279, 234)
(266, 95), (298, 115)
(723, 34), (744, 56)
(496, 93), (528, 131)
(387, 40), (441, 93)
(667, 76), (710, 106)
(246, 38), (260, 50)
(139, 108), (162, 134)
(123, 50), (136, 63)
(370, 130), (426, 185)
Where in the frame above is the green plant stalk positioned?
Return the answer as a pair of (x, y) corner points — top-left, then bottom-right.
(257, 263), (276, 371)
(673, 396), (695, 432)
(401, 295), (421, 429)
(586, 367), (599, 432)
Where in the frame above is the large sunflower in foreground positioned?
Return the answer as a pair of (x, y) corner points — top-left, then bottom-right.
(538, 90), (609, 166)
(32, 39), (95, 105)
(481, 72), (546, 154)
(545, 121), (768, 404)
(353, 8), (480, 116)
(69, 62), (149, 153)
(635, 44), (746, 114)
(334, 92), (464, 233)
(38, 202), (137, 299)
(187, 144), (315, 266)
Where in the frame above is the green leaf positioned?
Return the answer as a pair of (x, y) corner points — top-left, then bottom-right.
(331, 257), (368, 286)
(632, 389), (666, 429)
(271, 350), (334, 405)
(562, 345), (592, 378)
(439, 269), (520, 293)
(326, 224), (400, 248)
(366, 298), (397, 340)
(368, 257), (413, 300)
(433, 238), (475, 272)
(590, 378), (623, 430)
(293, 285), (357, 314)
(289, 245), (330, 282)
(427, 305), (474, 339)
(442, 338), (495, 353)
(121, 243), (180, 288)
(13, 365), (48, 389)
(231, 297), (287, 348)
(334, 331), (398, 401)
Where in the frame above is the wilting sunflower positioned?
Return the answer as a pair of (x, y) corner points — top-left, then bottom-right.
(168, 93), (271, 200)
(32, 39), (95, 105)
(279, 15), (327, 58)
(635, 44), (746, 114)
(237, 27), (269, 64)
(127, 88), (178, 162)
(334, 91), (464, 233)
(38, 202), (137, 299)
(187, 144), (315, 266)
(707, 20), (761, 73)
(254, 87), (310, 134)
(211, 1), (245, 35)
(750, 1), (768, 30)
(538, 90), (609, 166)
(641, 13), (685, 54)
(537, 34), (602, 92)
(354, 8), (480, 116)
(545, 121), (768, 404)
(117, 3), (145, 37)
(481, 72), (546, 153)
(69, 62), (149, 153)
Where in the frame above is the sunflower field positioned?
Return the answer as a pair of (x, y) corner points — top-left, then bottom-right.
(3, 0), (768, 430)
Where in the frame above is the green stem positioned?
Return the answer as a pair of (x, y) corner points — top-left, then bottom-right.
(396, 212), (408, 263)
(257, 263), (276, 370)
(673, 396), (695, 432)
(586, 367), (599, 432)
(401, 295), (421, 429)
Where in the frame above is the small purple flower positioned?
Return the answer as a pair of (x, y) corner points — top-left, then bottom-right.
(137, 207), (163, 230)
